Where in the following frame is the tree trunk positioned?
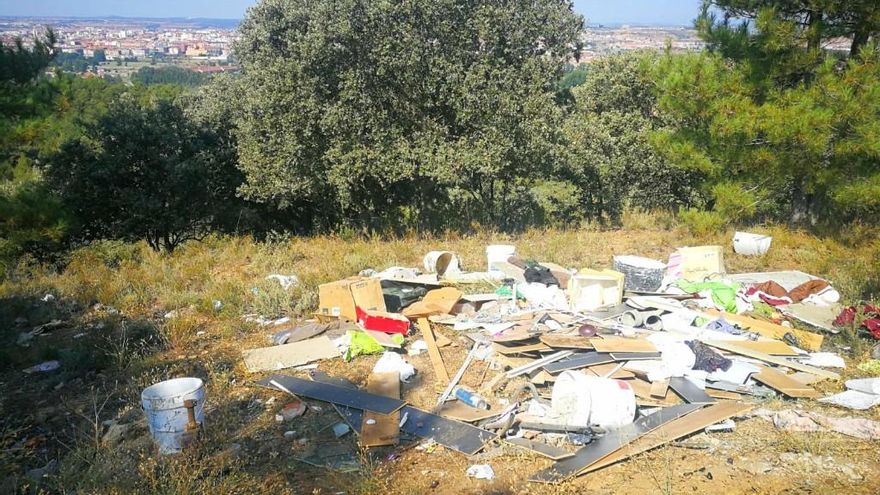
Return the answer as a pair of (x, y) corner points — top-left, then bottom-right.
(806, 10), (823, 53)
(850, 28), (870, 56)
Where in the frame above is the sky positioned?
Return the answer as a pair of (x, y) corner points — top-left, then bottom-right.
(0, 0), (701, 26)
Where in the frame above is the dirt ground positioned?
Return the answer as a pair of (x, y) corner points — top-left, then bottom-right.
(1, 225), (879, 494)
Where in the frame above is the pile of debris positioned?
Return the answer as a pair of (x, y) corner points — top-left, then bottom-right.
(224, 242), (877, 482)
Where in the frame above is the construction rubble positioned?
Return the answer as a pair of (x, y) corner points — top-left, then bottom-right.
(188, 243), (877, 482)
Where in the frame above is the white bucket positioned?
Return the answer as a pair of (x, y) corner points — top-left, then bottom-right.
(423, 251), (461, 276)
(142, 377), (206, 454)
(486, 245), (516, 274)
(733, 232), (772, 256)
(550, 371), (636, 429)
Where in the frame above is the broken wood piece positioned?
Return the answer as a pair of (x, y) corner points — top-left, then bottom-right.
(506, 437), (574, 460)
(529, 403), (703, 483)
(437, 400), (500, 423)
(417, 318), (450, 385)
(242, 336), (338, 372)
(701, 339), (839, 380)
(493, 342), (551, 355)
(703, 309), (823, 351)
(260, 375), (405, 415)
(360, 372), (400, 447)
(650, 379), (669, 399)
(578, 401), (754, 476)
(750, 365), (822, 398)
(590, 336), (658, 353)
(539, 334), (594, 349)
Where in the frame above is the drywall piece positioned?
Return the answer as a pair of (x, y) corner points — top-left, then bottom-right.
(650, 379), (670, 399)
(591, 336), (658, 354)
(726, 270), (819, 292)
(539, 334), (594, 349)
(360, 372), (400, 447)
(701, 339), (839, 380)
(703, 309), (824, 351)
(529, 403), (703, 483)
(750, 366), (822, 398)
(578, 401), (754, 476)
(490, 261), (527, 283)
(668, 377), (715, 404)
(417, 318), (450, 384)
(508, 350), (575, 378)
(506, 438), (574, 460)
(543, 353), (614, 374)
(782, 303), (841, 334)
(242, 336), (338, 372)
(437, 401), (501, 423)
(493, 342), (551, 355)
(610, 352), (662, 361)
(258, 375), (405, 415)
(363, 329), (402, 348)
(730, 339), (798, 356)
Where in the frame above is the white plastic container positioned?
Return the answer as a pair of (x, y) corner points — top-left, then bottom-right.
(733, 232), (772, 256)
(486, 245), (516, 274)
(550, 371), (636, 429)
(142, 377), (206, 454)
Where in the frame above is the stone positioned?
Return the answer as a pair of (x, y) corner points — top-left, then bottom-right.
(102, 422), (131, 448)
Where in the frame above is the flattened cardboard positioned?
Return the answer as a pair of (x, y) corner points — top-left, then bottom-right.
(403, 287), (464, 318)
(437, 400), (501, 423)
(360, 372), (400, 447)
(242, 336), (338, 372)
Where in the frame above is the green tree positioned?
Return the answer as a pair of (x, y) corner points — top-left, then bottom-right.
(229, 0), (583, 231)
(46, 97), (247, 251)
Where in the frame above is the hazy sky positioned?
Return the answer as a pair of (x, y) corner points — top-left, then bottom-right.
(0, 0), (701, 26)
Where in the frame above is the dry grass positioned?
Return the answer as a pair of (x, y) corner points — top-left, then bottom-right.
(1, 219), (879, 493)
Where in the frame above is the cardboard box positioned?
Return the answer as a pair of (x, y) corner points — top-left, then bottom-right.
(318, 278), (386, 321)
(677, 246), (725, 281)
(568, 269), (624, 312)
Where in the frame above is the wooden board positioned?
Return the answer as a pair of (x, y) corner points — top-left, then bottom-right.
(650, 379), (669, 399)
(543, 353), (614, 374)
(242, 336), (338, 372)
(590, 336), (658, 353)
(730, 339), (798, 356)
(578, 401), (754, 476)
(360, 372), (400, 447)
(701, 339), (839, 380)
(506, 438), (574, 460)
(493, 342), (551, 355)
(703, 309), (823, 351)
(259, 375), (405, 415)
(789, 371), (826, 386)
(529, 403), (703, 483)
(530, 370), (556, 385)
(492, 326), (538, 343)
(540, 334), (594, 349)
(668, 377), (715, 404)
(705, 389), (743, 400)
(417, 318), (450, 385)
(627, 378), (682, 406)
(437, 401), (501, 423)
(750, 365), (822, 398)
(611, 352), (662, 361)
(583, 363), (635, 380)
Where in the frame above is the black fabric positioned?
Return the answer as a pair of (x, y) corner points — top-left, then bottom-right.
(524, 264), (559, 286)
(686, 340), (732, 372)
(380, 281), (428, 312)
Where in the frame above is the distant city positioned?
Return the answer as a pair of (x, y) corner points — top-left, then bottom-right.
(0, 16), (706, 78)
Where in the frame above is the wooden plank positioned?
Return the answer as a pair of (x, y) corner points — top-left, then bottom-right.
(492, 326), (538, 343)
(590, 336), (658, 353)
(417, 318), (450, 385)
(506, 438), (574, 460)
(543, 353), (614, 374)
(529, 404), (703, 483)
(669, 377), (715, 404)
(650, 379), (669, 399)
(705, 389), (743, 400)
(750, 365), (822, 398)
(703, 309), (823, 351)
(360, 372), (400, 447)
(259, 375), (405, 415)
(437, 401), (501, 423)
(578, 401), (754, 476)
(583, 363), (635, 380)
(789, 371), (825, 386)
(493, 342), (551, 355)
(242, 336), (339, 372)
(540, 334), (594, 349)
(701, 339), (839, 380)
(731, 339), (798, 356)
(611, 352), (662, 361)
(629, 379), (682, 406)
